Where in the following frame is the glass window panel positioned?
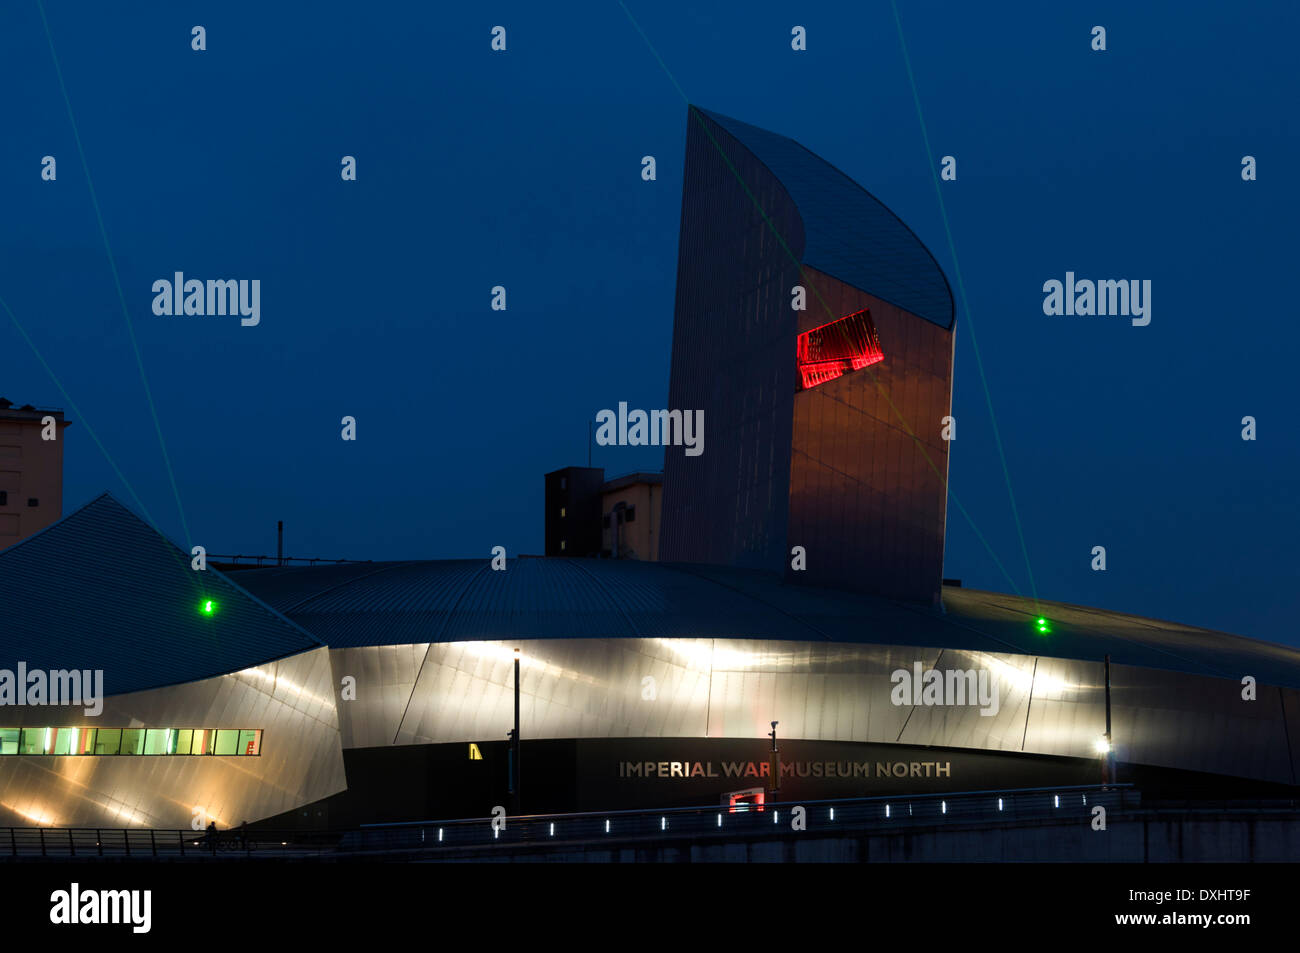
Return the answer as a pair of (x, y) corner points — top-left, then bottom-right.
(213, 729), (239, 756)
(53, 728), (76, 755)
(77, 728), (97, 755)
(20, 728), (45, 754)
(191, 729), (211, 755)
(95, 728), (121, 755)
(120, 728), (145, 755)
(237, 729), (261, 756)
(0, 728), (18, 755)
(144, 729), (168, 755)
(172, 729), (192, 756)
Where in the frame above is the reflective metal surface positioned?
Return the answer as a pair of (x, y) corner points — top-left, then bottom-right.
(332, 638), (1297, 785)
(0, 647), (345, 828)
(3, 634), (1292, 830)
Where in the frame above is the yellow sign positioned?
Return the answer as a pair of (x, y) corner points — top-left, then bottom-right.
(468, 743), (483, 761)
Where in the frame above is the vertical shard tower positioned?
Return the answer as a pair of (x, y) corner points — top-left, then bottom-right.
(659, 107), (956, 604)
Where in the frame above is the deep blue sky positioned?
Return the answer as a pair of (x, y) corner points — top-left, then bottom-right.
(2, 1), (1296, 643)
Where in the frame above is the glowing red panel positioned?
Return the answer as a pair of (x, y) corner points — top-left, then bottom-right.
(797, 308), (884, 390)
(728, 788), (766, 813)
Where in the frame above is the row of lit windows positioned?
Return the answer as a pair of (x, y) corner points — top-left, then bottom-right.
(0, 728), (262, 756)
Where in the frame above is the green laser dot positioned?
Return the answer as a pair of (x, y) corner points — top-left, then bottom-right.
(201, 599), (215, 616)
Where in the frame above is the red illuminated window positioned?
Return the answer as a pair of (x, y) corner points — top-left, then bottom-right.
(726, 787), (766, 813)
(796, 308), (884, 390)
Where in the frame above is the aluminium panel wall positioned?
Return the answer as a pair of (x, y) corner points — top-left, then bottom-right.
(0, 646), (345, 828)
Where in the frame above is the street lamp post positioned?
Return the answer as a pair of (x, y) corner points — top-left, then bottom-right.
(1102, 654), (1114, 788)
(512, 648), (521, 814)
(769, 721), (780, 796)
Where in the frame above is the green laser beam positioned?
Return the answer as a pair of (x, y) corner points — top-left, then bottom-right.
(36, 0), (194, 554)
(890, 0), (1040, 613)
(616, 0), (1024, 598)
(0, 291), (203, 595)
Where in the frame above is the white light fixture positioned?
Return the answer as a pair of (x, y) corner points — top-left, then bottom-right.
(1093, 736), (1111, 755)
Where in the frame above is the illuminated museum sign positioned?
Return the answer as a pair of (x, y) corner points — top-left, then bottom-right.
(620, 760), (951, 780)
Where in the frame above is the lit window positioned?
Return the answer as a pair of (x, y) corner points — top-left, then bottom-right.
(0, 727), (263, 755)
(560, 507), (566, 518)
(238, 729), (261, 756)
(560, 540), (566, 551)
(796, 308), (884, 390)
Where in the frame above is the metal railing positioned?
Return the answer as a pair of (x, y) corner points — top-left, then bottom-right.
(208, 555), (373, 568)
(343, 784), (1139, 855)
(0, 827), (341, 859)
(0, 785), (1139, 859)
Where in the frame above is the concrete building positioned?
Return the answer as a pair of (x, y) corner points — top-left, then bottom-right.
(545, 467), (662, 561)
(0, 398), (70, 550)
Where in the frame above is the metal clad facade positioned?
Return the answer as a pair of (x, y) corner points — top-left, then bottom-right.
(790, 267), (954, 603)
(659, 108), (804, 573)
(331, 637), (1300, 786)
(0, 647), (345, 828)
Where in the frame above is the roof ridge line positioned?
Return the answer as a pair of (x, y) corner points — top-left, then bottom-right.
(278, 561), (420, 616)
(566, 558), (644, 638)
(658, 562), (835, 642)
(0, 490), (120, 561)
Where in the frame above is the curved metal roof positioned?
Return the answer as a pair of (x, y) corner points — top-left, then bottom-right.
(698, 107), (954, 328)
(9, 495), (1295, 694)
(236, 557), (1300, 689)
(0, 494), (322, 695)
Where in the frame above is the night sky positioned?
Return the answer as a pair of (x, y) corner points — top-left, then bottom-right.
(2, 1), (1296, 643)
